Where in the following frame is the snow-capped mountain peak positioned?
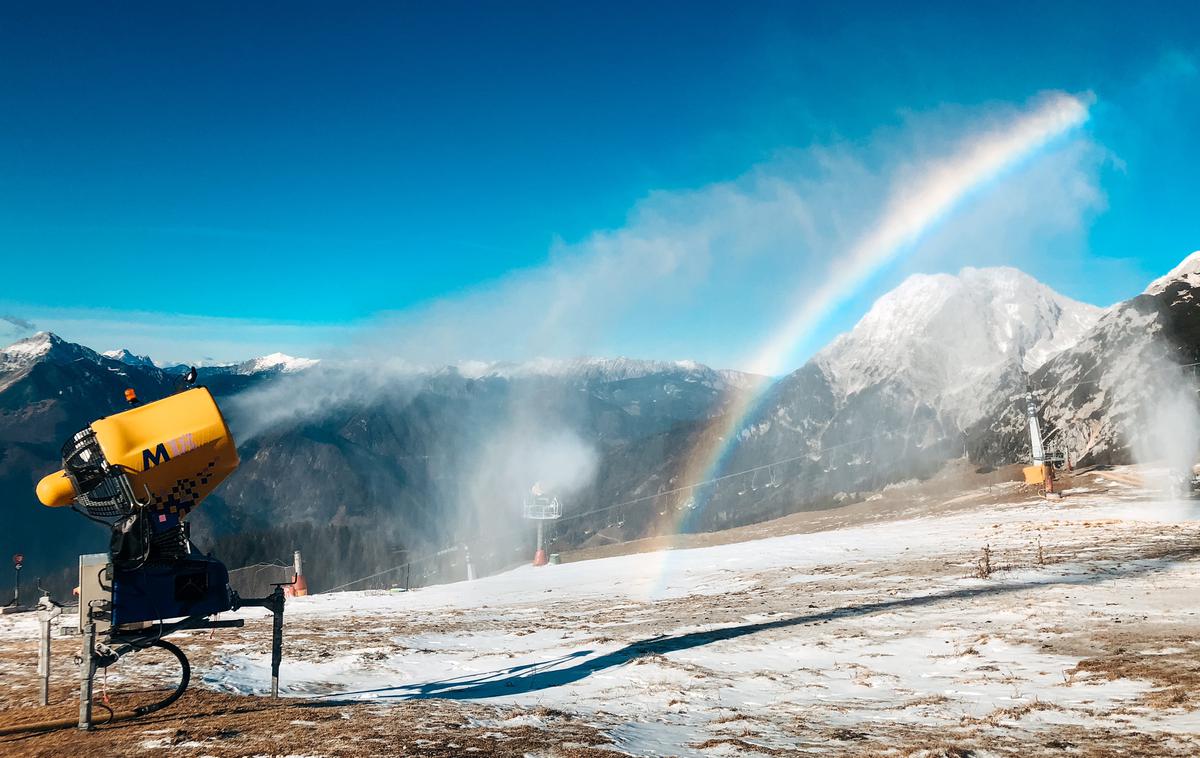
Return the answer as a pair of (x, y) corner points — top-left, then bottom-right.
(234, 352), (320, 375)
(1144, 250), (1200, 296)
(1, 334), (322, 378)
(818, 266), (1102, 427)
(1, 331), (102, 368)
(102, 348), (156, 368)
(0, 332), (106, 392)
(2, 331), (59, 363)
(970, 249), (1200, 467)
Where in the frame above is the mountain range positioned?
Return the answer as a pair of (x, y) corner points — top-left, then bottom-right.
(2, 253), (1197, 594)
(685, 266), (1104, 530)
(968, 251), (1200, 469)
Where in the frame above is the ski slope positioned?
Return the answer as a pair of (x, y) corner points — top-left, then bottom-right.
(193, 474), (1200, 755)
(1, 470), (1197, 756)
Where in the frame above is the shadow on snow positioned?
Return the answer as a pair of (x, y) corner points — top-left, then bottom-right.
(318, 550), (1197, 702)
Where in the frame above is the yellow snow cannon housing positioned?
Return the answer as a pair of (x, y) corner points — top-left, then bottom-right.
(36, 387), (239, 523)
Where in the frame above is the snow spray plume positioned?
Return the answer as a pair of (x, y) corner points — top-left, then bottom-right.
(654, 92), (1093, 549)
(456, 424), (598, 540)
(1131, 368), (1200, 492)
(439, 382), (599, 562)
(223, 360), (423, 443)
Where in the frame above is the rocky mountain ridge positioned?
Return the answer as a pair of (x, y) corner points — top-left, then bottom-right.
(968, 252), (1200, 468)
(694, 265), (1110, 529)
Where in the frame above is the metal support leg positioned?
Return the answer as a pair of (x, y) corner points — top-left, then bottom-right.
(36, 596), (60, 706)
(269, 587), (284, 698)
(230, 585), (287, 699)
(78, 622), (96, 730)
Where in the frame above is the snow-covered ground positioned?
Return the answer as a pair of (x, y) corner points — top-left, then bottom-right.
(2, 470), (1198, 756)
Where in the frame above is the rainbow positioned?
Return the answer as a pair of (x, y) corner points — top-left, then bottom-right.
(641, 93), (1091, 587)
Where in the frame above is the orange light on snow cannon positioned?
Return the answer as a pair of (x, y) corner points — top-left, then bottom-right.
(124, 388), (138, 405)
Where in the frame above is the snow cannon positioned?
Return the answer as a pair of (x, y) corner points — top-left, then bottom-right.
(37, 386), (238, 519)
(28, 382), (289, 733)
(36, 387), (241, 623)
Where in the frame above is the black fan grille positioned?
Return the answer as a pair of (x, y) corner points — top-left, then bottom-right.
(62, 426), (135, 519)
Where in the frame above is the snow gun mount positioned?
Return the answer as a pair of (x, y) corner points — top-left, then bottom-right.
(1021, 379), (1068, 499)
(33, 385), (287, 731)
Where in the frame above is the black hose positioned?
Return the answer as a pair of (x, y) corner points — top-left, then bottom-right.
(133, 639), (190, 716)
(0, 639), (191, 736)
(94, 702), (115, 726)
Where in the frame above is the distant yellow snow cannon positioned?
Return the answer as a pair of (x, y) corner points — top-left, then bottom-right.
(1022, 380), (1066, 499)
(29, 381), (289, 733)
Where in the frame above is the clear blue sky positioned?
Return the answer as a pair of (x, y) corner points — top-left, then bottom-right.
(1, 2), (1198, 366)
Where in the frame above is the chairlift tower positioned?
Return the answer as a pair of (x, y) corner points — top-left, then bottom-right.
(523, 490), (561, 567)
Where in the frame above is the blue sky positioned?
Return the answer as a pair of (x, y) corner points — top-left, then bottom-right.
(1, 2), (1198, 368)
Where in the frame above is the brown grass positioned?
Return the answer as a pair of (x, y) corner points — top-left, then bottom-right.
(1070, 650), (1200, 711)
(0, 690), (614, 758)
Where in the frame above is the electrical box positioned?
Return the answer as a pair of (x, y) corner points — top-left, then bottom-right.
(78, 553), (112, 634)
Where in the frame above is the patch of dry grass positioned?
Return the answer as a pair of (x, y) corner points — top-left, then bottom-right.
(0, 690), (614, 758)
(1070, 649), (1200, 710)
